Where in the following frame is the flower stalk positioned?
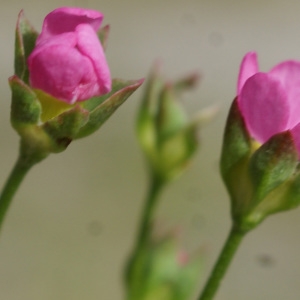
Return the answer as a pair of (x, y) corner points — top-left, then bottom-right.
(197, 224), (247, 300)
(0, 160), (31, 231)
(125, 174), (165, 299)
(135, 176), (164, 251)
(125, 173), (204, 300)
(0, 139), (47, 231)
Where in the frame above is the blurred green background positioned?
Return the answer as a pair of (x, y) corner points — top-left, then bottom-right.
(1, 0), (300, 299)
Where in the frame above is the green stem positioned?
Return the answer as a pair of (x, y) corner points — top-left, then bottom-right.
(0, 139), (47, 232)
(198, 224), (247, 300)
(124, 175), (164, 297)
(0, 156), (32, 231)
(135, 176), (164, 249)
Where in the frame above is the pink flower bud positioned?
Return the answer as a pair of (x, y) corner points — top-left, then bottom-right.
(237, 52), (300, 157)
(28, 7), (112, 104)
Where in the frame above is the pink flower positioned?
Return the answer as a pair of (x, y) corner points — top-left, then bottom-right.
(28, 7), (111, 104)
(237, 52), (300, 156)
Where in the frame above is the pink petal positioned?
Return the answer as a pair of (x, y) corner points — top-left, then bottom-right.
(37, 7), (103, 43)
(76, 24), (111, 95)
(237, 52), (259, 95)
(269, 60), (300, 129)
(29, 44), (97, 103)
(239, 72), (289, 143)
(30, 32), (76, 54)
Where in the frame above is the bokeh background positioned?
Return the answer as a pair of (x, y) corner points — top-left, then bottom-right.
(1, 0), (300, 299)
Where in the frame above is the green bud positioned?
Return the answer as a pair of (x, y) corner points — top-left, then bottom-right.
(137, 66), (212, 183)
(127, 232), (203, 300)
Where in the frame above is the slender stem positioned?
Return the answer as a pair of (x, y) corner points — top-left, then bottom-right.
(198, 224), (247, 300)
(124, 175), (164, 297)
(0, 135), (48, 233)
(0, 154), (34, 231)
(135, 175), (164, 249)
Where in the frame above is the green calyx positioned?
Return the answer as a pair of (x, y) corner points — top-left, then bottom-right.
(220, 99), (300, 231)
(10, 76), (143, 154)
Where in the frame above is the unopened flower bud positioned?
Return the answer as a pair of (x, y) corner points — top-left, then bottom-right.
(221, 52), (300, 231)
(137, 65), (213, 183)
(127, 232), (203, 300)
(10, 8), (143, 157)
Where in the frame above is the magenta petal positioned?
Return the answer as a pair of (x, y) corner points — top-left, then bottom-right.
(26, 7), (111, 104)
(237, 52), (259, 95)
(29, 44), (96, 103)
(38, 7), (103, 42)
(239, 72), (290, 143)
(269, 60), (300, 129)
(76, 24), (111, 94)
(32, 32), (76, 51)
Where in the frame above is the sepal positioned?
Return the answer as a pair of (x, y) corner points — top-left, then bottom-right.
(241, 131), (299, 229)
(9, 75), (41, 129)
(42, 105), (89, 152)
(156, 85), (188, 141)
(136, 65), (164, 156)
(249, 131), (298, 205)
(14, 10), (38, 84)
(76, 78), (144, 139)
(173, 72), (200, 92)
(97, 24), (110, 50)
(220, 98), (251, 181)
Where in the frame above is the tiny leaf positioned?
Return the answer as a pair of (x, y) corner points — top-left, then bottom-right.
(14, 10), (38, 83)
(9, 75), (41, 128)
(76, 78), (144, 139)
